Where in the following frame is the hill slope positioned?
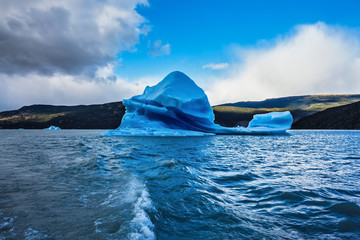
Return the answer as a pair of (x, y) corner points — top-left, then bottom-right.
(0, 102), (125, 129)
(214, 94), (360, 127)
(292, 101), (360, 129)
(1, 94), (359, 129)
(222, 94), (360, 108)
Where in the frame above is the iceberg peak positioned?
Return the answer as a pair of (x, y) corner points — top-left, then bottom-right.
(141, 71), (210, 108)
(102, 71), (293, 136)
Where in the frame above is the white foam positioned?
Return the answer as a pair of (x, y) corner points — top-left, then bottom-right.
(24, 227), (49, 240)
(92, 176), (156, 239)
(127, 179), (156, 240)
(94, 218), (102, 233)
(0, 215), (16, 239)
(0, 217), (14, 231)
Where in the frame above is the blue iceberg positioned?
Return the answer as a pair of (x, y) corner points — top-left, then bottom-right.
(44, 125), (61, 130)
(102, 71), (293, 136)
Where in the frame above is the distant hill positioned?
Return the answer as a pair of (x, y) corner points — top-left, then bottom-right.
(0, 102), (125, 129)
(213, 94), (360, 127)
(292, 101), (360, 129)
(1, 94), (360, 129)
(221, 94), (360, 108)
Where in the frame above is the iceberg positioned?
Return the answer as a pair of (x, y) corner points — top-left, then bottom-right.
(44, 125), (61, 130)
(102, 71), (293, 136)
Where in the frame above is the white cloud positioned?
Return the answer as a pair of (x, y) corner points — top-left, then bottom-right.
(150, 40), (171, 56)
(206, 23), (360, 105)
(0, 72), (159, 111)
(95, 62), (118, 81)
(202, 63), (229, 70)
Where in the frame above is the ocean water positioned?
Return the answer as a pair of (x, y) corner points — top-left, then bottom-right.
(0, 130), (359, 240)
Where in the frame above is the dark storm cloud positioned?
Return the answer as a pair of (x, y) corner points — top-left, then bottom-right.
(0, 0), (148, 76)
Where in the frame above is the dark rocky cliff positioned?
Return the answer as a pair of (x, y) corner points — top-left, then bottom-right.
(0, 102), (125, 129)
(292, 101), (360, 129)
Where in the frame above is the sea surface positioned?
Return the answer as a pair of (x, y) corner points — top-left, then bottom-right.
(0, 130), (360, 240)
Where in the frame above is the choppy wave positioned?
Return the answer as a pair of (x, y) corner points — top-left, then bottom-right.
(127, 181), (155, 240)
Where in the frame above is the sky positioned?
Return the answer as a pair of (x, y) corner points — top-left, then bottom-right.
(0, 0), (360, 111)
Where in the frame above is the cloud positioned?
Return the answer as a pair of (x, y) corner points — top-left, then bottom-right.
(150, 40), (171, 56)
(206, 23), (360, 105)
(0, 0), (149, 76)
(202, 63), (229, 70)
(0, 72), (159, 111)
(0, 0), (160, 111)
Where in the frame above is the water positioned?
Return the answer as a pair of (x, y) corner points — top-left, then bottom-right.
(0, 130), (359, 240)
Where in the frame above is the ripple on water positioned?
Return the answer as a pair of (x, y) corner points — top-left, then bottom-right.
(212, 172), (259, 184)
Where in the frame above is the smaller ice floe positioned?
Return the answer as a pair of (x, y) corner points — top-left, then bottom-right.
(102, 71), (293, 136)
(44, 125), (61, 130)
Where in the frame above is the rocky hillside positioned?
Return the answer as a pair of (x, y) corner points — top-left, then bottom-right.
(292, 101), (360, 129)
(0, 102), (125, 129)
